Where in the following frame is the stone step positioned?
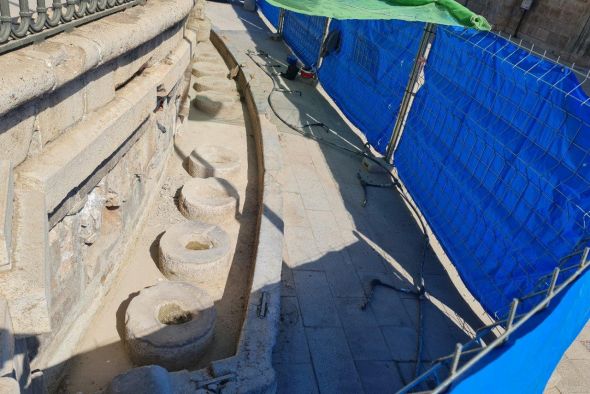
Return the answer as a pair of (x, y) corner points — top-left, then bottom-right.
(191, 62), (228, 78)
(192, 90), (242, 119)
(193, 76), (234, 92)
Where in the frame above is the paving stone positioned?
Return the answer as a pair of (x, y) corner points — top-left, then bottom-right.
(345, 240), (388, 274)
(307, 209), (344, 252)
(565, 339), (590, 360)
(293, 270), (340, 327)
(382, 325), (420, 361)
(283, 192), (308, 227)
(366, 286), (414, 327)
(275, 362), (319, 394)
(273, 297), (312, 364)
(552, 358), (590, 394)
(355, 360), (404, 394)
(306, 326), (364, 394)
(336, 297), (378, 328)
(321, 251), (365, 298)
(344, 325), (391, 361)
(292, 162), (322, 186)
(284, 225), (323, 270)
(297, 180), (332, 211)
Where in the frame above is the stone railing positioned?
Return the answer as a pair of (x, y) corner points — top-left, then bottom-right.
(0, 0), (208, 389)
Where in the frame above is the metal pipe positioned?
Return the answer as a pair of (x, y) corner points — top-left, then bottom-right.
(314, 17), (331, 70)
(385, 22), (436, 163)
(277, 8), (285, 37)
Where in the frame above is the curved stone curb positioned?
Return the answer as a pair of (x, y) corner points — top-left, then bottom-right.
(158, 221), (231, 284)
(188, 145), (241, 179)
(179, 177), (239, 223)
(124, 281), (216, 371)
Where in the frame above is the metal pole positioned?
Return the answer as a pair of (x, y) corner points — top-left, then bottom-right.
(315, 17), (332, 69)
(385, 22), (436, 163)
(277, 8), (286, 37)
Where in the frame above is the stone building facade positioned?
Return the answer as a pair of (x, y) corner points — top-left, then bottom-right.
(461, 0), (590, 67)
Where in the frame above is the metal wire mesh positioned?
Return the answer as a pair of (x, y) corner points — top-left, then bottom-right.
(395, 25), (590, 319)
(282, 10), (326, 67)
(318, 19), (424, 153)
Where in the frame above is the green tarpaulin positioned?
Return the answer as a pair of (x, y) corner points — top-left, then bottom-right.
(265, 0), (491, 30)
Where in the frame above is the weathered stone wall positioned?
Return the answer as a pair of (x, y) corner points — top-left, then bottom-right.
(461, 0), (590, 67)
(0, 0), (202, 389)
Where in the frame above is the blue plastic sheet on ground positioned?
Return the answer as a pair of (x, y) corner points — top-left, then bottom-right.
(257, 0), (280, 28)
(318, 19), (423, 153)
(283, 12), (326, 67)
(395, 26), (590, 316)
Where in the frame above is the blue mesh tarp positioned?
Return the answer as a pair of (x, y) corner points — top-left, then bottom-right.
(452, 269), (590, 392)
(318, 19), (424, 153)
(283, 12), (327, 67)
(395, 26), (590, 317)
(257, 0), (280, 28)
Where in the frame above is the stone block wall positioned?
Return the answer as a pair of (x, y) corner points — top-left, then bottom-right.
(461, 0), (590, 67)
(0, 0), (201, 389)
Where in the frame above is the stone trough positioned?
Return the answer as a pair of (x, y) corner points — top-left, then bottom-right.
(179, 177), (238, 223)
(158, 221), (231, 285)
(187, 145), (241, 179)
(124, 281), (216, 371)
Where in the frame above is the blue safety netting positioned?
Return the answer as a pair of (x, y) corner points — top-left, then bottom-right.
(395, 26), (590, 316)
(452, 268), (590, 393)
(282, 11), (327, 67)
(257, 0), (280, 28)
(318, 19), (424, 153)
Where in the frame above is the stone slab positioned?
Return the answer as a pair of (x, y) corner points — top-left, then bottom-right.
(0, 162), (13, 271)
(275, 362), (319, 394)
(0, 190), (51, 334)
(0, 299), (14, 378)
(293, 270), (340, 327)
(305, 326), (364, 394)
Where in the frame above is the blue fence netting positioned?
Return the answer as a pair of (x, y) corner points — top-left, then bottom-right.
(318, 19), (424, 153)
(282, 11), (326, 68)
(257, 0), (280, 28)
(392, 26), (590, 391)
(453, 267), (590, 392)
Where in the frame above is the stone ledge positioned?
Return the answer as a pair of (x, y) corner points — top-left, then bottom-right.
(17, 40), (191, 225)
(207, 29), (283, 394)
(1, 39), (190, 336)
(0, 162), (13, 272)
(0, 0), (195, 117)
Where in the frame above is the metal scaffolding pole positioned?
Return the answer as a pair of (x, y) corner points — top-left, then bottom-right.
(385, 22), (436, 163)
(315, 17), (332, 69)
(277, 8), (286, 37)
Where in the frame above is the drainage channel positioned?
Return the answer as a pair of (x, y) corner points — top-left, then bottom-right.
(58, 37), (259, 393)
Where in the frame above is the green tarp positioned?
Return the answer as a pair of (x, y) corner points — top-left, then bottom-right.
(265, 0), (491, 30)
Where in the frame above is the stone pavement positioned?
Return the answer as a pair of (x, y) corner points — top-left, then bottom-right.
(207, 3), (588, 393)
(546, 321), (590, 394)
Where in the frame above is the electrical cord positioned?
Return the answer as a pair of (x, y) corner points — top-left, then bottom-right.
(245, 48), (431, 381)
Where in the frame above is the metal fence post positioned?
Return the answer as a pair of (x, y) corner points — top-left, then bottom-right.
(385, 22), (436, 163)
(277, 8), (286, 37)
(315, 17), (332, 69)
